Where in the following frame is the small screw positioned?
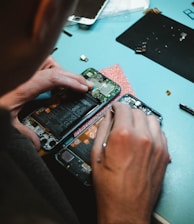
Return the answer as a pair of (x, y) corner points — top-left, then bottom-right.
(80, 54), (88, 62)
(179, 32), (187, 41)
(166, 90), (171, 96)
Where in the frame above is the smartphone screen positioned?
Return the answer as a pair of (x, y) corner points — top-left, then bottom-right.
(68, 0), (109, 25)
(22, 68), (121, 151)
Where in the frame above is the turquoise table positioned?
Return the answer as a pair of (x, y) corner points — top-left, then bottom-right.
(53, 1), (194, 223)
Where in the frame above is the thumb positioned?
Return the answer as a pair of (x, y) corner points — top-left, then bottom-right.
(14, 118), (41, 151)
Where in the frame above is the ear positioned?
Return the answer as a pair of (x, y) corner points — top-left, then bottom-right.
(32, 0), (58, 42)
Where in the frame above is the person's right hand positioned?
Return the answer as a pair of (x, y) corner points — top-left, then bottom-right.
(91, 102), (170, 224)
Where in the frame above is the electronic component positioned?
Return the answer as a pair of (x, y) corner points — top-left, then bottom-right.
(166, 90), (171, 96)
(80, 54), (88, 62)
(118, 93), (163, 124)
(55, 116), (104, 187)
(135, 41), (147, 54)
(22, 68), (121, 151)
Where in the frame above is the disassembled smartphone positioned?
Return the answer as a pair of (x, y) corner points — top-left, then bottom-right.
(22, 68), (121, 151)
(118, 93), (163, 124)
(55, 115), (104, 187)
(68, 0), (109, 26)
(55, 93), (163, 187)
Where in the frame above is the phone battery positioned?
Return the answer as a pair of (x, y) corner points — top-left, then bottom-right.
(31, 92), (99, 140)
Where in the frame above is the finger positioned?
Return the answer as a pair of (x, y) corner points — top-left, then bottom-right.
(13, 68), (94, 104)
(95, 102), (134, 163)
(146, 115), (163, 141)
(33, 68), (94, 92)
(91, 110), (113, 164)
(14, 119), (41, 151)
(143, 116), (169, 206)
(50, 69), (94, 92)
(146, 115), (169, 166)
(132, 111), (169, 168)
(60, 71), (94, 90)
(111, 102), (134, 130)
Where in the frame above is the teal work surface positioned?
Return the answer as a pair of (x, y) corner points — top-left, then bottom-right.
(53, 0), (194, 223)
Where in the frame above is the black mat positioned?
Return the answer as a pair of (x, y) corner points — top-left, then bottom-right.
(116, 12), (194, 83)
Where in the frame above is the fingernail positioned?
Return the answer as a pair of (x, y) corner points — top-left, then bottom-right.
(81, 85), (89, 91)
(86, 80), (94, 89)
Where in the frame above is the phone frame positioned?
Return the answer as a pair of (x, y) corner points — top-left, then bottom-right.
(22, 68), (121, 151)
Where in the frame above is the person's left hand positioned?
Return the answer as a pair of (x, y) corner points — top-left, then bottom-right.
(0, 56), (93, 150)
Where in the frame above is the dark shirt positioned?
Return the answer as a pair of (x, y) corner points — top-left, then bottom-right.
(0, 107), (79, 224)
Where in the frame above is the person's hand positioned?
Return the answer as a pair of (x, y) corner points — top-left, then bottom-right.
(91, 102), (170, 224)
(0, 56), (93, 150)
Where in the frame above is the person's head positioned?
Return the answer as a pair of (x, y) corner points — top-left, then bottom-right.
(0, 0), (78, 96)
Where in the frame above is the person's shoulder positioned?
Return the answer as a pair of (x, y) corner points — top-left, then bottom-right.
(0, 107), (11, 150)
